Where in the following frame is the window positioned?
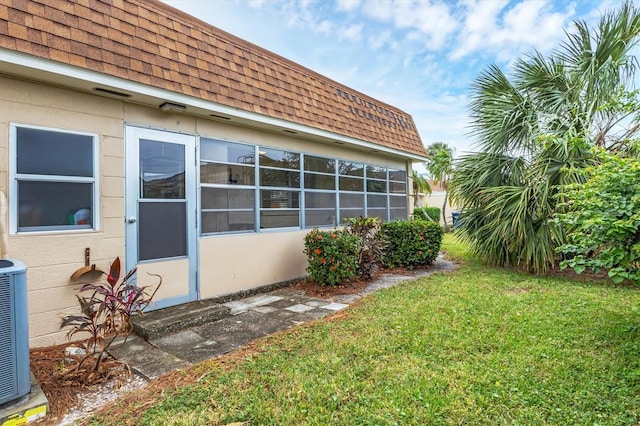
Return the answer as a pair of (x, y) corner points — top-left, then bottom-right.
(198, 138), (409, 234)
(366, 165), (388, 221)
(388, 169), (408, 220)
(200, 139), (256, 234)
(338, 160), (364, 221)
(259, 148), (300, 229)
(138, 138), (187, 260)
(304, 155), (336, 227)
(11, 125), (98, 233)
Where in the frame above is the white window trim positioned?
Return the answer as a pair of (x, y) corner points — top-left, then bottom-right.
(9, 123), (100, 234)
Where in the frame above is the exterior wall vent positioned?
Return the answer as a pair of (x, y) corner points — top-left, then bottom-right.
(0, 259), (30, 406)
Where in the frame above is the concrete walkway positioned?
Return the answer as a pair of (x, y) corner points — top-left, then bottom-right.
(108, 256), (456, 381)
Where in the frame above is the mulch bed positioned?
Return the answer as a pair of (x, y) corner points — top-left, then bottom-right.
(291, 276), (372, 298)
(30, 342), (132, 423)
(291, 267), (423, 298)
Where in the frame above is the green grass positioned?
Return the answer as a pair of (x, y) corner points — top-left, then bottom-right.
(91, 234), (640, 425)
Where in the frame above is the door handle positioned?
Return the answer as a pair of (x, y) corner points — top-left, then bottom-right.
(127, 216), (137, 224)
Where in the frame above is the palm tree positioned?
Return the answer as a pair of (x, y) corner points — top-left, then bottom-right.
(425, 142), (454, 231)
(411, 169), (433, 219)
(450, 2), (640, 272)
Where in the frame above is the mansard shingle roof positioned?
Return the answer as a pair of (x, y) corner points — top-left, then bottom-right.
(0, 0), (427, 157)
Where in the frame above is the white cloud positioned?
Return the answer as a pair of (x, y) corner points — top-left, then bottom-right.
(451, 0), (576, 62)
(338, 23), (364, 41)
(361, 1), (394, 22)
(282, 0), (325, 31)
(501, 1), (574, 50)
(336, 0), (361, 12)
(420, 60), (450, 89)
(450, 0), (506, 60)
(247, 0), (267, 8)
(390, 1), (459, 50)
(402, 52), (415, 69)
(316, 19), (333, 34)
(368, 29), (392, 49)
(357, 0), (458, 50)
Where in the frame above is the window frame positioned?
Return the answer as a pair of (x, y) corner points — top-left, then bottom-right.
(9, 123), (100, 234)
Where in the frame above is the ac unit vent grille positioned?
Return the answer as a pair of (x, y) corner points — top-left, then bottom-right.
(0, 274), (17, 400)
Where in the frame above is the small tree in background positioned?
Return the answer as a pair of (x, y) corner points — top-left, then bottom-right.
(411, 169), (432, 219)
(414, 207), (441, 223)
(425, 142), (454, 230)
(382, 219), (444, 269)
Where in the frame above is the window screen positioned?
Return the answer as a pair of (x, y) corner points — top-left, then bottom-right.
(139, 202), (187, 260)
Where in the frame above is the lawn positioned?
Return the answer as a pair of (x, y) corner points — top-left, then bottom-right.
(90, 234), (640, 425)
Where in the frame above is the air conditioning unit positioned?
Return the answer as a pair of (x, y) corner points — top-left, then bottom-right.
(0, 259), (30, 406)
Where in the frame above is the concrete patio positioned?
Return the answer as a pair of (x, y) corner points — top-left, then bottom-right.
(108, 256), (456, 381)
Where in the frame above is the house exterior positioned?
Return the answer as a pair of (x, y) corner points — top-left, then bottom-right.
(0, 0), (428, 347)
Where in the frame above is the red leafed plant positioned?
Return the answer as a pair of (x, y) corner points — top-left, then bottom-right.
(61, 257), (161, 373)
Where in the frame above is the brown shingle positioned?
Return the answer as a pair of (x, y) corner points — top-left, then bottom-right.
(26, 1), (44, 16)
(46, 33), (70, 52)
(77, 16), (107, 37)
(0, 0), (426, 157)
(68, 52), (86, 68)
(0, 32), (16, 50)
(54, 0), (75, 15)
(7, 21), (26, 40)
(73, 4), (99, 22)
(48, 47), (69, 63)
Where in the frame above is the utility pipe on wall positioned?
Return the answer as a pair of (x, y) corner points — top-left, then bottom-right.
(0, 191), (9, 258)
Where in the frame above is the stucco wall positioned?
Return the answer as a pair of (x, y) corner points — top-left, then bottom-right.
(199, 231), (308, 298)
(0, 77), (126, 347)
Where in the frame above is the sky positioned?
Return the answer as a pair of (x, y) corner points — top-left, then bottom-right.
(162, 0), (623, 158)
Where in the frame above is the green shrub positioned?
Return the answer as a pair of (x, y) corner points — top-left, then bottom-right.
(413, 206), (440, 222)
(304, 229), (358, 286)
(344, 216), (385, 280)
(554, 150), (640, 284)
(382, 219), (444, 269)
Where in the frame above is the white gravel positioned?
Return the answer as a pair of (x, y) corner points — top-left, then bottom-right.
(56, 374), (147, 426)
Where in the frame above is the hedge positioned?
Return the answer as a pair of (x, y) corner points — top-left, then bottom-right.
(413, 206), (441, 222)
(303, 229), (358, 286)
(382, 219), (444, 269)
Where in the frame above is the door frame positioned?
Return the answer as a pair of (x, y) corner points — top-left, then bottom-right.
(124, 125), (199, 309)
